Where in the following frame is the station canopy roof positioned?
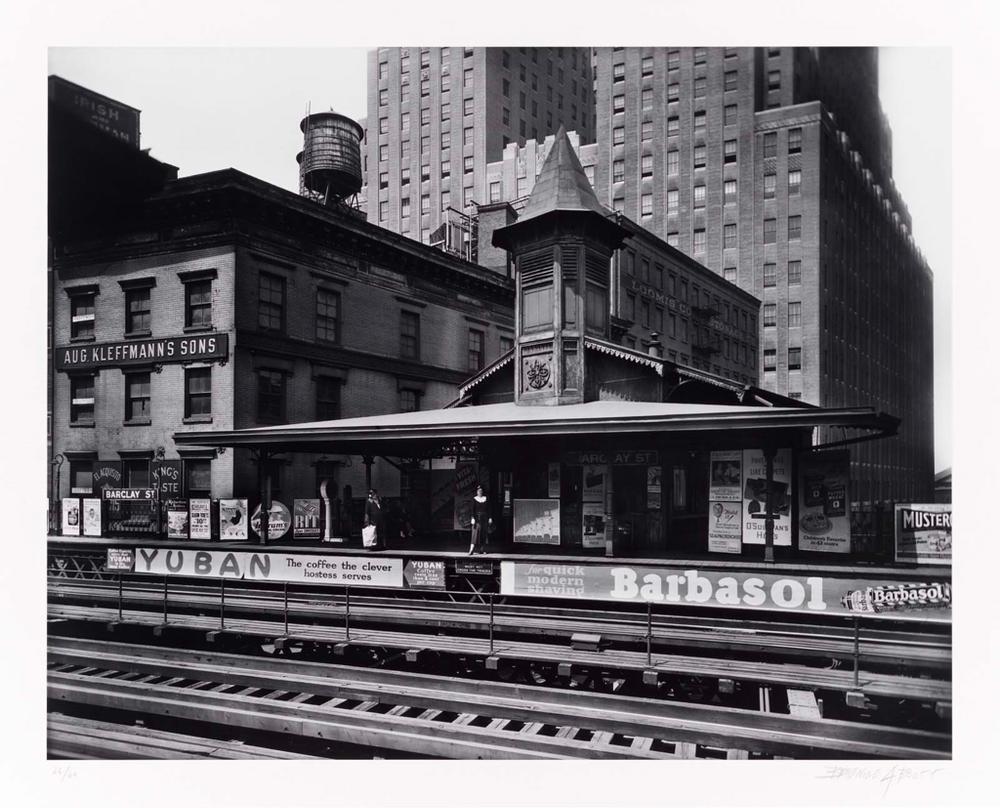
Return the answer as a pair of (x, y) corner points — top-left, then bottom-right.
(173, 400), (898, 457)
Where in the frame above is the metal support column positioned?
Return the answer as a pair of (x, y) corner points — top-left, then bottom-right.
(853, 617), (860, 687)
(763, 446), (776, 563)
(220, 578), (225, 629)
(117, 573), (123, 621)
(344, 586), (351, 641)
(646, 601), (653, 665)
(489, 594), (495, 655)
(162, 576), (168, 623)
(283, 582), (289, 635)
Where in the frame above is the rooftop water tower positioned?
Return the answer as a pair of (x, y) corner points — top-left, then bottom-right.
(296, 110), (364, 207)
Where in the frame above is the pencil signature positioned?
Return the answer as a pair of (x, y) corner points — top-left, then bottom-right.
(50, 765), (78, 784)
(818, 764), (945, 796)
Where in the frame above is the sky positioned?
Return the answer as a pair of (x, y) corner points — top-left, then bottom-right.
(46, 45), (954, 471)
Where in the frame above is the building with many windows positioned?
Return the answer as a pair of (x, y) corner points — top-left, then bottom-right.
(50, 87), (515, 523)
(361, 46), (593, 246)
(591, 47), (934, 501)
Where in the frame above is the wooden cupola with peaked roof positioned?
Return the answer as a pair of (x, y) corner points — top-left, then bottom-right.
(492, 126), (628, 405)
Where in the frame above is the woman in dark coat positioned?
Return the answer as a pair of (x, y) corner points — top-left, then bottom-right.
(364, 489), (386, 550)
(468, 485), (491, 555)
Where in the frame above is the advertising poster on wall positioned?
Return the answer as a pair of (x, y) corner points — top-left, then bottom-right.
(798, 450), (851, 553)
(293, 499), (322, 539)
(82, 498), (102, 537)
(741, 449), (792, 545)
(582, 465), (606, 503)
(647, 466), (662, 510)
(167, 500), (190, 539)
(547, 462), (561, 498)
(189, 498), (212, 540)
(453, 461), (480, 530)
(513, 499), (561, 545)
(709, 450), (742, 501)
(61, 498), (80, 536)
(895, 504), (952, 565)
(581, 501), (606, 548)
(708, 501), (742, 553)
(251, 500), (292, 540)
(218, 499), (248, 541)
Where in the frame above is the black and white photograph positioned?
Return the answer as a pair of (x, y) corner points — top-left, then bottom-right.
(3, 1), (997, 806)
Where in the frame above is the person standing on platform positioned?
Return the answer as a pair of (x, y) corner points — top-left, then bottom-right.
(468, 485), (492, 555)
(364, 489), (385, 550)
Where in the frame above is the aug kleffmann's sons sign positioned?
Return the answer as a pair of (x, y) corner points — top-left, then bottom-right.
(55, 334), (229, 371)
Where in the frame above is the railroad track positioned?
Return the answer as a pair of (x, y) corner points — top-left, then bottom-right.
(47, 636), (951, 760)
(48, 577), (952, 670)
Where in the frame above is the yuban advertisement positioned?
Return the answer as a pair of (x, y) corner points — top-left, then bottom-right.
(500, 561), (952, 622)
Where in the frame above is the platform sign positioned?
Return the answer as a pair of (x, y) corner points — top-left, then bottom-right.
(61, 498), (80, 536)
(741, 449), (792, 546)
(404, 559), (446, 589)
(134, 548), (403, 587)
(895, 504), (952, 566)
(500, 561), (952, 623)
(102, 488), (156, 501)
(219, 499), (248, 541)
(189, 498), (212, 540)
(798, 451), (851, 553)
(293, 499), (322, 539)
(708, 501), (741, 554)
(455, 559), (493, 575)
(82, 498), (102, 537)
(106, 548), (134, 572)
(513, 499), (561, 545)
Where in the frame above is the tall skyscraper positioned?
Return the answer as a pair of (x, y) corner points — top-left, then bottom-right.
(592, 47), (933, 502)
(363, 46), (593, 246)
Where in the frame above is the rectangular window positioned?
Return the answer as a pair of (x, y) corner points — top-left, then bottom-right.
(723, 266), (737, 283)
(378, 61), (387, 80)
(315, 377), (341, 420)
(184, 458), (211, 498)
(613, 62), (625, 82)
(379, 88), (388, 106)
(124, 459), (150, 489)
(257, 369), (285, 423)
(667, 82), (679, 102)
(379, 171), (388, 189)
(379, 200), (387, 221)
(184, 366), (211, 419)
(724, 104), (737, 126)
(763, 131), (777, 158)
(763, 262), (776, 287)
(421, 194), (430, 213)
(788, 260), (802, 285)
(441, 130), (451, 149)
(667, 150), (679, 175)
(768, 70), (781, 90)
(70, 293), (95, 340)
(642, 55), (654, 76)
(788, 215), (802, 240)
(640, 193), (653, 217)
(519, 91), (526, 110)
(788, 127), (802, 154)
(724, 70), (738, 91)
(468, 328), (484, 371)
(763, 303), (776, 327)
(667, 50), (680, 70)
(693, 144), (706, 169)
(69, 460), (94, 495)
(400, 310), (420, 360)
(464, 126), (474, 145)
(763, 218), (777, 244)
(499, 335), (514, 355)
(379, 144), (388, 162)
(463, 155), (474, 173)
(400, 111), (410, 131)
(641, 120), (653, 141)
(641, 153), (653, 177)
(788, 347), (802, 370)
(694, 76), (707, 98)
(185, 279), (212, 328)
(399, 389), (419, 413)
(788, 169), (802, 195)
(693, 185), (706, 208)
(667, 231), (679, 247)
(723, 139), (737, 164)
(502, 107), (510, 125)
(125, 371), (151, 422)
(788, 301), (802, 327)
(693, 110), (706, 130)
(666, 116), (679, 136)
(693, 228), (706, 254)
(401, 197), (411, 219)
(463, 97), (474, 116)
(125, 287), (151, 334)
(667, 189), (679, 215)
(641, 87), (653, 110)
(401, 166), (410, 186)
(724, 179), (737, 203)
(613, 93), (625, 113)
(613, 126), (625, 145)
(441, 159), (451, 178)
(70, 374), (95, 425)
(316, 288), (340, 343)
(464, 68), (474, 88)
(723, 223), (737, 249)
(764, 349), (777, 371)
(612, 159), (625, 183)
(441, 102), (450, 121)
(764, 172), (776, 199)
(693, 47), (707, 65)
(489, 181), (501, 202)
(258, 272), (285, 332)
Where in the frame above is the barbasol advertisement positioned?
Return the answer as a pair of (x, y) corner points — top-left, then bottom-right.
(500, 561), (951, 622)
